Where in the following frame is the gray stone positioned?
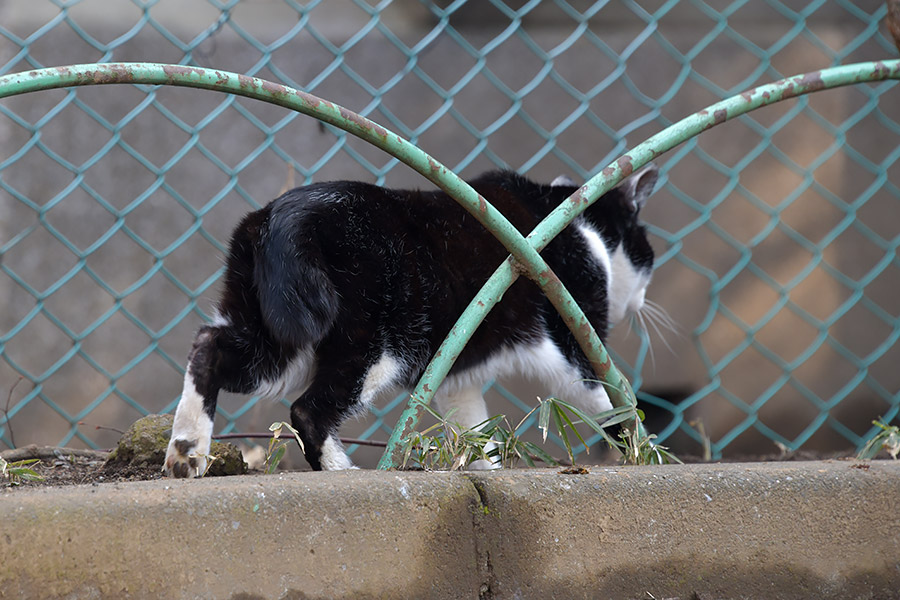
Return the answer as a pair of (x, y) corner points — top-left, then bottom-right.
(104, 414), (246, 476)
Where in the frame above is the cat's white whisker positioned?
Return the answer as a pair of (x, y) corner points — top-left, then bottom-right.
(647, 310), (676, 356)
(622, 313), (636, 340)
(635, 308), (657, 370)
(626, 299), (679, 374)
(636, 300), (679, 359)
(645, 299), (681, 336)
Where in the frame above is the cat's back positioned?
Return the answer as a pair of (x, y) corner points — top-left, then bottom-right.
(267, 170), (547, 229)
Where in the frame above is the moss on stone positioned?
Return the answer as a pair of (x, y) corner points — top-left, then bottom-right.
(105, 414), (247, 476)
(105, 414), (174, 468)
(207, 440), (247, 476)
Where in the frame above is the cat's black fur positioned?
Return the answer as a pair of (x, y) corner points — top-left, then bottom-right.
(165, 167), (657, 476)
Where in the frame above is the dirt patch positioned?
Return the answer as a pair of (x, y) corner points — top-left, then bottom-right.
(1, 446), (163, 489)
(2, 444), (866, 491)
(2, 412), (248, 490)
(1, 410), (872, 491)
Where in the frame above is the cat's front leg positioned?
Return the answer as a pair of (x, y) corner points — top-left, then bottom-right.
(435, 386), (500, 470)
(164, 327), (224, 478)
(164, 370), (214, 478)
(570, 382), (614, 418)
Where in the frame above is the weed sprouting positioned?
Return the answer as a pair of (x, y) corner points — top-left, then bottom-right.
(401, 400), (557, 470)
(617, 414), (681, 466)
(1, 456), (43, 485)
(402, 396), (680, 470)
(857, 419), (900, 460)
(265, 421), (305, 473)
(538, 397), (680, 466)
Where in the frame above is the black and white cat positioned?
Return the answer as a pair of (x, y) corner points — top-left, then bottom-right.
(164, 165), (658, 477)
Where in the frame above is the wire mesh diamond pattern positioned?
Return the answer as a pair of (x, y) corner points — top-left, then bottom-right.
(0, 0), (897, 464)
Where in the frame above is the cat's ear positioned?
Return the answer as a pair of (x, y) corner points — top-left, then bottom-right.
(620, 163), (659, 213)
(550, 174), (578, 188)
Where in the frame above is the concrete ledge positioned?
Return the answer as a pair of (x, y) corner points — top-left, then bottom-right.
(2, 461), (898, 599)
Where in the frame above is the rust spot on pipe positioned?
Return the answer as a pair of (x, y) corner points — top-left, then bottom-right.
(601, 165), (614, 178)
(77, 64), (134, 85)
(596, 156), (633, 193)
(162, 64), (205, 81)
(590, 355), (612, 377)
(339, 107), (388, 139)
(888, 0), (900, 53)
(574, 187), (591, 205)
(798, 71), (825, 93)
(534, 266), (565, 294)
(237, 74), (255, 89)
(782, 71), (824, 99)
(713, 108), (728, 124)
(399, 410), (419, 436)
(262, 79), (288, 97)
(428, 156), (444, 174)
(616, 155), (634, 178)
(294, 89), (322, 109)
(509, 259), (529, 279)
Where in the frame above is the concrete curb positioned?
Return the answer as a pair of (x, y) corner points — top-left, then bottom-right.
(2, 461), (898, 599)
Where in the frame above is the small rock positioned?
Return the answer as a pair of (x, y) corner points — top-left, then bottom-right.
(105, 414), (247, 476)
(207, 440), (248, 477)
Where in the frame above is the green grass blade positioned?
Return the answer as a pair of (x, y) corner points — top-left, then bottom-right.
(551, 403), (579, 461)
(538, 398), (552, 443)
(522, 441), (559, 466)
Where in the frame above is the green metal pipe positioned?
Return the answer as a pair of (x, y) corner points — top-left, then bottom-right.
(377, 59), (900, 468)
(2, 60), (898, 470)
(0, 62), (635, 460)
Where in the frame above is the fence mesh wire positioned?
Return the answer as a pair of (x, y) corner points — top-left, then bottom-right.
(1, 0), (898, 464)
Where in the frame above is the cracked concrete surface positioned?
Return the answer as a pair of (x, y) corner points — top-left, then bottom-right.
(2, 461), (899, 599)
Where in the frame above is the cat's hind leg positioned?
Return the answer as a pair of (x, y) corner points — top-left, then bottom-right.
(289, 397), (353, 472)
(291, 351), (404, 471)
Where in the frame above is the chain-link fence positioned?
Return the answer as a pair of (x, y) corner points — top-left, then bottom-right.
(1, 0), (898, 465)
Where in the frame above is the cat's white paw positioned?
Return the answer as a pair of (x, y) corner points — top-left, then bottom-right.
(165, 371), (214, 478)
(164, 437), (208, 478)
(320, 435), (355, 470)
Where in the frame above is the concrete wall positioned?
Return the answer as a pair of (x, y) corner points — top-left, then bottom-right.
(0, 0), (898, 459)
(3, 461), (900, 599)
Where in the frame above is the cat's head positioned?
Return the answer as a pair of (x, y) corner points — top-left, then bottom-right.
(553, 164), (659, 326)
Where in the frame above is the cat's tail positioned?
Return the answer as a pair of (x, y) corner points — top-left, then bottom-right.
(253, 199), (340, 348)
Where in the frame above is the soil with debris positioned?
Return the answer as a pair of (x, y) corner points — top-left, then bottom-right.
(1, 446), (164, 489)
(3, 413), (875, 490)
(2, 444), (864, 491)
(2, 414), (249, 491)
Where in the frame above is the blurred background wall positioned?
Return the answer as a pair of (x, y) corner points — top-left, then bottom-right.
(1, 0), (898, 465)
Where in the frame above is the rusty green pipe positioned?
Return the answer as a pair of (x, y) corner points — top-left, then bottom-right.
(378, 59), (900, 468)
(2, 61), (898, 469)
(0, 62), (635, 462)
